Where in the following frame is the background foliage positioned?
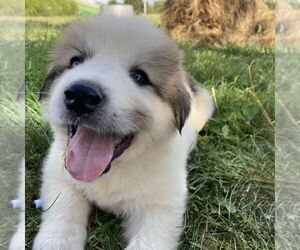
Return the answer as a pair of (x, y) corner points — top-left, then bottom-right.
(147, 1), (164, 14)
(109, 0), (118, 5)
(124, 0), (143, 14)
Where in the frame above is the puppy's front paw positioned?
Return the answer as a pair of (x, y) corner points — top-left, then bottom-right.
(33, 232), (84, 250)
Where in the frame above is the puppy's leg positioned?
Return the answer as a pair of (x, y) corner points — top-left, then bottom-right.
(124, 205), (184, 250)
(9, 159), (25, 250)
(33, 176), (90, 250)
(9, 212), (25, 250)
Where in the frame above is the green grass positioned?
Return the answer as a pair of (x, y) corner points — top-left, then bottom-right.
(0, 95), (24, 250)
(78, 3), (100, 16)
(25, 18), (275, 249)
(275, 48), (300, 248)
(0, 0), (24, 16)
(25, 0), (78, 16)
(0, 19), (24, 249)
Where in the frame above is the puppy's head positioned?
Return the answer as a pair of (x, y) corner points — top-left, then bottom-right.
(41, 15), (192, 182)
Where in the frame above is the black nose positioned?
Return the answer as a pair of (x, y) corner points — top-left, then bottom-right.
(64, 83), (102, 115)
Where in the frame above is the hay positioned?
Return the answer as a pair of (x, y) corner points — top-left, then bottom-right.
(276, 0), (300, 45)
(162, 0), (274, 46)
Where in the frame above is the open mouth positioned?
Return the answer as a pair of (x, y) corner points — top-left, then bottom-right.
(65, 124), (133, 182)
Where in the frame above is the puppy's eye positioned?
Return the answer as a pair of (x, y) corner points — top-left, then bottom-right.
(70, 56), (84, 68)
(129, 69), (150, 86)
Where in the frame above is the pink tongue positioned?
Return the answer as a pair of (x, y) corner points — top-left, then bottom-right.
(66, 127), (114, 182)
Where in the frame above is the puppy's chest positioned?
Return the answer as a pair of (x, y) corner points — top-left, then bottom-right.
(80, 177), (142, 206)
(76, 167), (157, 207)
(76, 160), (181, 212)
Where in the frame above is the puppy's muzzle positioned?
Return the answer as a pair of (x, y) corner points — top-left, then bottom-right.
(64, 82), (104, 116)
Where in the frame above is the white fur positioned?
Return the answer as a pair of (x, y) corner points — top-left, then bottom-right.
(33, 16), (213, 250)
(9, 159), (25, 250)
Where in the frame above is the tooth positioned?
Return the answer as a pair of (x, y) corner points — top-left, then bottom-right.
(113, 138), (120, 144)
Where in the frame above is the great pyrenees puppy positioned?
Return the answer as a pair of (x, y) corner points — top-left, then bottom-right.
(33, 14), (213, 250)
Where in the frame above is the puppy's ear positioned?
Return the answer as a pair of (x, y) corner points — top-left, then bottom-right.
(39, 66), (63, 101)
(187, 75), (214, 132)
(172, 86), (191, 134)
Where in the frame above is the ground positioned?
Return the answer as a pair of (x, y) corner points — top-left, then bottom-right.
(25, 17), (275, 250)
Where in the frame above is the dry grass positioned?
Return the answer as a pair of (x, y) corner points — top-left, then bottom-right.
(276, 0), (300, 45)
(162, 0), (274, 46)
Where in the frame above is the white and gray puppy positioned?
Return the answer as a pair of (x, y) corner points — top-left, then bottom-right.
(33, 15), (213, 250)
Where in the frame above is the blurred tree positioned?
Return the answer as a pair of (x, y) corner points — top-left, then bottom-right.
(124, 0), (143, 14)
(109, 0), (118, 4)
(148, 1), (164, 13)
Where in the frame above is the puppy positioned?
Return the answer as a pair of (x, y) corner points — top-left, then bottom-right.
(33, 15), (213, 250)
